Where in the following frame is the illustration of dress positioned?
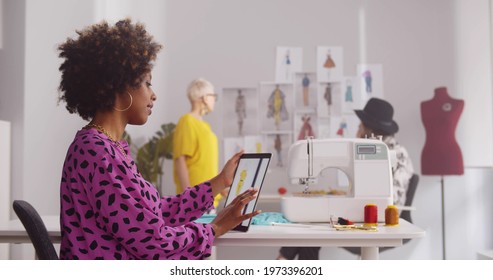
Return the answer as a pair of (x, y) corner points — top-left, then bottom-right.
(336, 120), (347, 137)
(324, 84), (332, 113)
(274, 134), (283, 167)
(345, 80), (353, 102)
(267, 85), (289, 129)
(297, 115), (315, 140)
(236, 170), (247, 195)
(302, 74), (310, 106)
(323, 50), (336, 68)
(285, 50), (291, 80)
(362, 70), (372, 93)
(235, 89), (246, 135)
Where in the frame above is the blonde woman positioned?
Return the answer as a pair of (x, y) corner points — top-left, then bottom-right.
(173, 78), (225, 209)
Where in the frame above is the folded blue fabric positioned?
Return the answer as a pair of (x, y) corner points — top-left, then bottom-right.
(195, 212), (290, 225)
(251, 212), (290, 225)
(195, 214), (216, 224)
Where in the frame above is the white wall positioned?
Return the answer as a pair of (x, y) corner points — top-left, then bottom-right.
(1, 0), (492, 260)
(0, 0), (3, 49)
(161, 0), (493, 260)
(0, 0), (25, 259)
(0, 121), (11, 259)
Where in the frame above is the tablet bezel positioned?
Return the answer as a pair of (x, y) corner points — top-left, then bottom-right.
(223, 153), (272, 232)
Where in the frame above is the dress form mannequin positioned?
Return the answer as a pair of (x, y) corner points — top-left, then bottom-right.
(421, 87), (464, 175)
(420, 86), (465, 260)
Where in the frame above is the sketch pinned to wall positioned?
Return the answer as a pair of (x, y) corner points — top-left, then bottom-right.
(317, 46), (343, 83)
(263, 132), (292, 169)
(275, 46), (303, 83)
(294, 72), (317, 110)
(329, 115), (360, 138)
(224, 135), (265, 165)
(260, 82), (293, 131)
(318, 119), (331, 139)
(223, 137), (245, 164)
(221, 87), (258, 137)
(235, 90), (247, 135)
(294, 111), (318, 141)
(341, 76), (363, 113)
(317, 82), (342, 117)
(357, 64), (384, 104)
(244, 135), (264, 153)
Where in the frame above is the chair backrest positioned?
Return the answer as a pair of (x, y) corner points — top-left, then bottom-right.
(12, 200), (58, 260)
(400, 173), (419, 223)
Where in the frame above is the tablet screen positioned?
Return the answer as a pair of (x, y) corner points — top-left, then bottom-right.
(224, 153), (271, 232)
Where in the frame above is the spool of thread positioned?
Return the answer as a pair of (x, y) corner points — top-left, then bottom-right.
(385, 205), (399, 226)
(364, 204), (378, 226)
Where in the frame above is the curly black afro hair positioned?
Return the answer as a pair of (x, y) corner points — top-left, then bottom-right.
(58, 18), (163, 120)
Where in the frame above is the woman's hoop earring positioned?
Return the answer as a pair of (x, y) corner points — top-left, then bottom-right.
(114, 92), (133, 112)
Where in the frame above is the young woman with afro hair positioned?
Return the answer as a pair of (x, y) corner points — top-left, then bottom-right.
(58, 18), (259, 260)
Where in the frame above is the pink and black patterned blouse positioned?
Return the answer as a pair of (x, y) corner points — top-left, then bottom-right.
(59, 128), (215, 259)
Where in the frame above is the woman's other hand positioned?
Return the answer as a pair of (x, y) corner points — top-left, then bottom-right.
(210, 150), (243, 197)
(210, 188), (261, 237)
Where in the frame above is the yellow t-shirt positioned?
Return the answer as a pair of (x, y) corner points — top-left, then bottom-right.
(173, 114), (222, 207)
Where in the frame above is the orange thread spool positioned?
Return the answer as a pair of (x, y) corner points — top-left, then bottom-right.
(385, 205), (399, 226)
(364, 204), (378, 226)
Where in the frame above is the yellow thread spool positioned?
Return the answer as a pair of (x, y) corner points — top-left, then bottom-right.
(385, 205), (399, 226)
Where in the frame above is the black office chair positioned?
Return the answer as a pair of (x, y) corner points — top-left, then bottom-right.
(343, 173), (420, 255)
(12, 200), (59, 260)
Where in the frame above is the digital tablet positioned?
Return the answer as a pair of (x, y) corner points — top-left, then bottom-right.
(223, 153), (272, 232)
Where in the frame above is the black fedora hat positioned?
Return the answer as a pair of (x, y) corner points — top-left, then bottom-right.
(354, 98), (399, 134)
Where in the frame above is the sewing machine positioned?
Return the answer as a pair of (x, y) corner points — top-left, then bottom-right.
(281, 138), (394, 222)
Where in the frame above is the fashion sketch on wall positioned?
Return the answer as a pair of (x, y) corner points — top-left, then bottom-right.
(357, 64), (384, 104)
(275, 46), (303, 83)
(221, 87), (258, 137)
(223, 135), (264, 165)
(317, 82), (342, 117)
(341, 76), (363, 113)
(260, 82), (293, 132)
(294, 72), (317, 110)
(329, 115), (360, 138)
(223, 137), (245, 165)
(294, 112), (317, 142)
(264, 132), (292, 169)
(317, 46), (343, 83)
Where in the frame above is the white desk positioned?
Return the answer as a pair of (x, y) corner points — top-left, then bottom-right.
(0, 217), (424, 260)
(217, 219), (424, 259)
(0, 216), (61, 244)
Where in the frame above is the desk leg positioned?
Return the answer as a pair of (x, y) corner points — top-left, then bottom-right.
(360, 247), (379, 260)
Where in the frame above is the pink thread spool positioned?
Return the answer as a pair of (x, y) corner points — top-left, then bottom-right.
(364, 204), (378, 226)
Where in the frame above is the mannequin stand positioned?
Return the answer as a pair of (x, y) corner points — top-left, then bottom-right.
(440, 175), (446, 260)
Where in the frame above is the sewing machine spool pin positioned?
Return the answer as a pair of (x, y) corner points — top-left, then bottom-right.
(303, 136), (314, 194)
